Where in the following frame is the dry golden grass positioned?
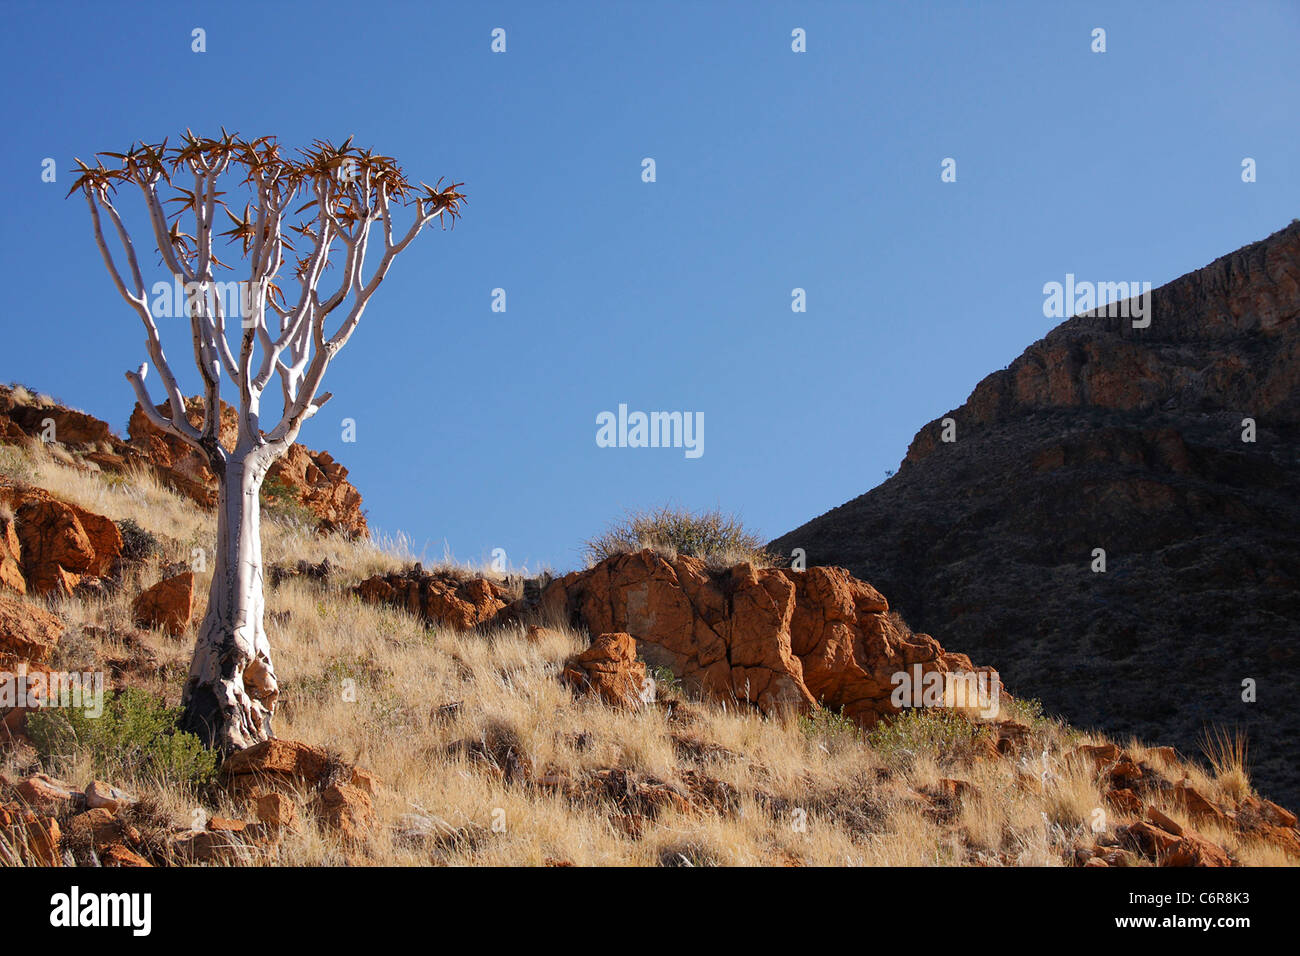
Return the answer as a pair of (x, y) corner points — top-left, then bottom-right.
(2, 440), (1295, 867)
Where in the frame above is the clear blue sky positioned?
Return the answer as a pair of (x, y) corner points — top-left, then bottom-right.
(1, 1), (1297, 572)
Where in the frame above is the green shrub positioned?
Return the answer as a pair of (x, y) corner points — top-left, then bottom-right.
(1001, 696), (1047, 728)
(27, 688), (217, 789)
(115, 517), (160, 563)
(647, 664), (682, 699)
(260, 474), (315, 525)
(865, 707), (984, 762)
(799, 705), (861, 743)
(582, 506), (776, 568)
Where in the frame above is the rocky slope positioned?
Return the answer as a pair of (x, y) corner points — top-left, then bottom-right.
(0, 386), (367, 538)
(2, 428), (1297, 865)
(355, 550), (1002, 726)
(771, 221), (1300, 807)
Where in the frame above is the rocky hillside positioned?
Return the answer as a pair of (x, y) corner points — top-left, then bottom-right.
(0, 384), (366, 538)
(771, 221), (1300, 808)
(355, 550), (1002, 726)
(1, 412), (1297, 866)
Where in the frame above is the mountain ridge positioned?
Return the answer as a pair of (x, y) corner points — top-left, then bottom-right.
(771, 221), (1300, 806)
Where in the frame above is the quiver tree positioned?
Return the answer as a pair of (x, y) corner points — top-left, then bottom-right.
(70, 131), (465, 752)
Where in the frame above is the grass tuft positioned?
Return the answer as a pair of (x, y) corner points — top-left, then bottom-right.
(582, 505), (777, 568)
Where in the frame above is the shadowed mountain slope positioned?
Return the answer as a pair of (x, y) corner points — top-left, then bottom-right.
(771, 222), (1300, 806)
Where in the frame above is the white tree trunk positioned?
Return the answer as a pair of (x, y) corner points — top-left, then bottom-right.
(180, 450), (279, 752)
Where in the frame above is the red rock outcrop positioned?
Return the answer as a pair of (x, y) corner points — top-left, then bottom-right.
(0, 597), (63, 668)
(317, 783), (375, 843)
(542, 550), (1000, 724)
(0, 385), (368, 539)
(2, 400), (112, 448)
(126, 397), (233, 504)
(255, 792), (298, 830)
(269, 444), (366, 537)
(220, 738), (377, 796)
(0, 483), (122, 597)
(13, 497), (94, 596)
(218, 738), (379, 843)
(352, 551), (999, 724)
(0, 601), (63, 739)
(128, 397), (368, 537)
(355, 568), (511, 630)
(561, 632), (648, 708)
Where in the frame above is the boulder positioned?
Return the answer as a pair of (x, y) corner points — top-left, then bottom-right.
(1125, 814), (1236, 867)
(13, 497), (95, 595)
(1164, 830), (1236, 868)
(221, 739), (335, 791)
(1147, 746), (1178, 766)
(100, 843), (151, 867)
(560, 632), (647, 708)
(1106, 788), (1143, 815)
(1171, 783), (1230, 826)
(15, 773), (83, 812)
(0, 597), (63, 667)
(316, 783), (374, 842)
(66, 807), (141, 849)
(0, 485), (121, 596)
(85, 781), (136, 813)
(255, 791), (299, 829)
(1072, 743), (1119, 770)
(1124, 820), (1181, 858)
(207, 816), (248, 834)
(1240, 795), (1298, 829)
(220, 738), (377, 798)
(70, 507), (123, 577)
(131, 571), (194, 637)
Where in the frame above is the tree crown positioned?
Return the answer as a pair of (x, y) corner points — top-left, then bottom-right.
(71, 131), (464, 459)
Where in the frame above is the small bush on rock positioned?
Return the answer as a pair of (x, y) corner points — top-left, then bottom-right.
(583, 506), (776, 568)
(0, 444), (36, 484)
